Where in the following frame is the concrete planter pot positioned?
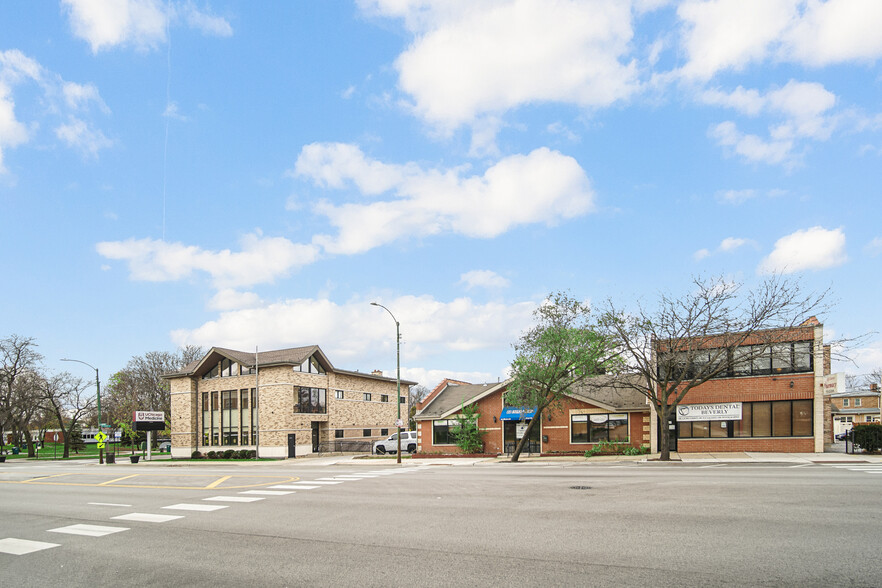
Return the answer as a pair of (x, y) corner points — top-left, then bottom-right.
(129, 455), (140, 463)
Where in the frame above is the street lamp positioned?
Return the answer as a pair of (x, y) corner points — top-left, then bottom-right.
(61, 358), (103, 464)
(371, 302), (402, 465)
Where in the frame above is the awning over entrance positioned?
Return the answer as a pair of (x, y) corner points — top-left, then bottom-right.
(499, 406), (537, 421)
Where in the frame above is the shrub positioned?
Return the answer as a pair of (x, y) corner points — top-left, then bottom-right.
(223, 449), (235, 459)
(191, 450), (202, 459)
(450, 402), (485, 454)
(249, 450), (257, 459)
(207, 450), (217, 459)
(584, 440), (632, 457)
(853, 424), (882, 453)
(236, 449), (249, 459)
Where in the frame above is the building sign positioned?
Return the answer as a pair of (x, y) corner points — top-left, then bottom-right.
(676, 403), (742, 422)
(500, 407), (537, 421)
(516, 424), (528, 439)
(133, 411), (165, 422)
(133, 411), (165, 431)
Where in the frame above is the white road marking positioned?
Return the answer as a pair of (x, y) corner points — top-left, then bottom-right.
(48, 524), (129, 537)
(0, 538), (60, 555)
(239, 490), (293, 496)
(88, 502), (132, 507)
(204, 496), (265, 503)
(162, 503), (228, 512)
(318, 477), (360, 481)
(270, 484), (319, 490)
(112, 513), (184, 523)
(292, 480), (342, 485)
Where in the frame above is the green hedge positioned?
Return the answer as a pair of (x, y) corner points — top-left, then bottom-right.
(853, 425), (882, 453)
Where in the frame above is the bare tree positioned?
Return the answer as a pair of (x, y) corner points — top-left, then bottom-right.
(40, 373), (96, 459)
(0, 335), (44, 456)
(408, 385), (430, 430)
(601, 275), (830, 461)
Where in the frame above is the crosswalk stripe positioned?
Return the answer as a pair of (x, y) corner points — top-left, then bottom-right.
(239, 490), (293, 496)
(47, 524), (129, 537)
(112, 513), (184, 523)
(204, 496), (264, 503)
(162, 503), (228, 512)
(271, 484), (319, 490)
(0, 538), (60, 555)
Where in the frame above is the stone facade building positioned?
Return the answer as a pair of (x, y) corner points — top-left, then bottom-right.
(165, 345), (415, 459)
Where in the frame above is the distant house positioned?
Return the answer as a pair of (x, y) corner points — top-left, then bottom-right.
(828, 383), (881, 437)
(413, 376), (650, 455)
(164, 345), (416, 459)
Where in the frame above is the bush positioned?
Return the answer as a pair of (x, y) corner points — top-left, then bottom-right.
(207, 450), (217, 459)
(223, 449), (235, 459)
(853, 424), (882, 453)
(584, 440), (633, 457)
(249, 450), (257, 459)
(236, 449), (249, 459)
(191, 450), (202, 459)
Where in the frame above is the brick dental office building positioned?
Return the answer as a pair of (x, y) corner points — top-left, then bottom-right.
(415, 319), (832, 456)
(165, 345), (415, 459)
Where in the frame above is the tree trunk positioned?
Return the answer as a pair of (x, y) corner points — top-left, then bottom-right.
(656, 403), (671, 461)
(510, 414), (542, 463)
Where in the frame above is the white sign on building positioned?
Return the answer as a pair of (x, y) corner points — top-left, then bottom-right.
(676, 403), (742, 422)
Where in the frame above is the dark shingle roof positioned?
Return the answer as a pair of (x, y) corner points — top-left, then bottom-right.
(415, 374), (648, 419)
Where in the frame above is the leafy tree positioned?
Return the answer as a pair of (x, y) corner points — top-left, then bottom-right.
(450, 403), (485, 454)
(600, 275), (830, 461)
(506, 292), (623, 462)
(853, 424), (882, 453)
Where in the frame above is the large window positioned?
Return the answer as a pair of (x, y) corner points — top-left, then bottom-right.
(659, 341), (814, 380)
(297, 387), (327, 414)
(202, 388), (256, 446)
(678, 400), (813, 439)
(433, 420), (456, 445)
(294, 356), (325, 374)
(571, 414), (629, 444)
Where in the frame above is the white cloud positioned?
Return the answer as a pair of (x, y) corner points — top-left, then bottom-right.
(458, 270), (511, 290)
(0, 50), (111, 170)
(170, 294), (537, 369)
(702, 80), (838, 165)
(716, 189), (757, 204)
(400, 367), (499, 391)
(96, 232), (320, 288)
(62, 0), (233, 53)
(694, 236), (753, 261)
(677, 0), (882, 79)
(179, 1), (233, 37)
(865, 237), (882, 257)
(849, 341), (882, 375)
(709, 121), (794, 166)
(295, 143), (595, 255)
(719, 237), (749, 252)
(55, 117), (113, 157)
(362, 0), (640, 141)
(207, 289), (262, 311)
(62, 81), (110, 113)
(757, 226), (847, 274)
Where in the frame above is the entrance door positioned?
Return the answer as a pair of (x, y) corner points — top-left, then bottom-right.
(503, 420), (540, 454)
(287, 433), (296, 458)
(311, 422), (320, 453)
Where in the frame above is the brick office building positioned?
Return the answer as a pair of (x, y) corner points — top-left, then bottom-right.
(651, 318), (829, 453)
(165, 345), (415, 459)
(414, 376), (651, 455)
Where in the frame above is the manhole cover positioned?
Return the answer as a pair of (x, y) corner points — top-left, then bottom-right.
(570, 485), (592, 490)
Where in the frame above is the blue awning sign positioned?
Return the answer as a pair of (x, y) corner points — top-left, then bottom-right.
(499, 406), (537, 421)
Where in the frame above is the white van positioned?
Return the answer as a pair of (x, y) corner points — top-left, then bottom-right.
(373, 431), (417, 455)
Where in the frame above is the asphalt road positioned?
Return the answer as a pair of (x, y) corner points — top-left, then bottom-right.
(1, 459), (880, 587)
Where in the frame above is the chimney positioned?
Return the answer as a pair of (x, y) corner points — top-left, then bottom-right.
(372, 369), (384, 377)
(871, 383), (879, 393)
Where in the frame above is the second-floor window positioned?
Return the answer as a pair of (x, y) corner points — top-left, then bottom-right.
(843, 399), (849, 407)
(297, 387), (327, 414)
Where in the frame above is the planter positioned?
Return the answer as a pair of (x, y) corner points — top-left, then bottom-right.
(105, 453), (115, 464)
(129, 455), (140, 463)
(0, 455), (6, 463)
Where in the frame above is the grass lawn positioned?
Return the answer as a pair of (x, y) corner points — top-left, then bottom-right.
(1, 442), (168, 461)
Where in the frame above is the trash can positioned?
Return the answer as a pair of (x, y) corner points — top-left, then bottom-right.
(105, 452), (115, 464)
(12, 447), (19, 455)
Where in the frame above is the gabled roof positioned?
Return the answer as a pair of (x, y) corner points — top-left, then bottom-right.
(163, 345), (331, 378)
(416, 380), (508, 419)
(415, 374), (648, 420)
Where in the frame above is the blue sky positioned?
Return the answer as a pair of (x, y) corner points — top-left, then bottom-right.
(1, 0), (880, 389)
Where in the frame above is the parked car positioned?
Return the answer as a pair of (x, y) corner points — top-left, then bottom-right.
(158, 441), (171, 452)
(835, 430), (852, 441)
(373, 431), (417, 455)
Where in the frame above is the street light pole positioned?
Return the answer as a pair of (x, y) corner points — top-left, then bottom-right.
(61, 358), (103, 464)
(371, 302), (402, 464)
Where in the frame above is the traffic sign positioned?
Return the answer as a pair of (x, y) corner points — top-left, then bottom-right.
(96, 442), (105, 449)
(53, 433), (58, 442)
(95, 432), (108, 442)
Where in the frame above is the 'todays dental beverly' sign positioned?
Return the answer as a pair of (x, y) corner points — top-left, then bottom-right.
(676, 403), (742, 422)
